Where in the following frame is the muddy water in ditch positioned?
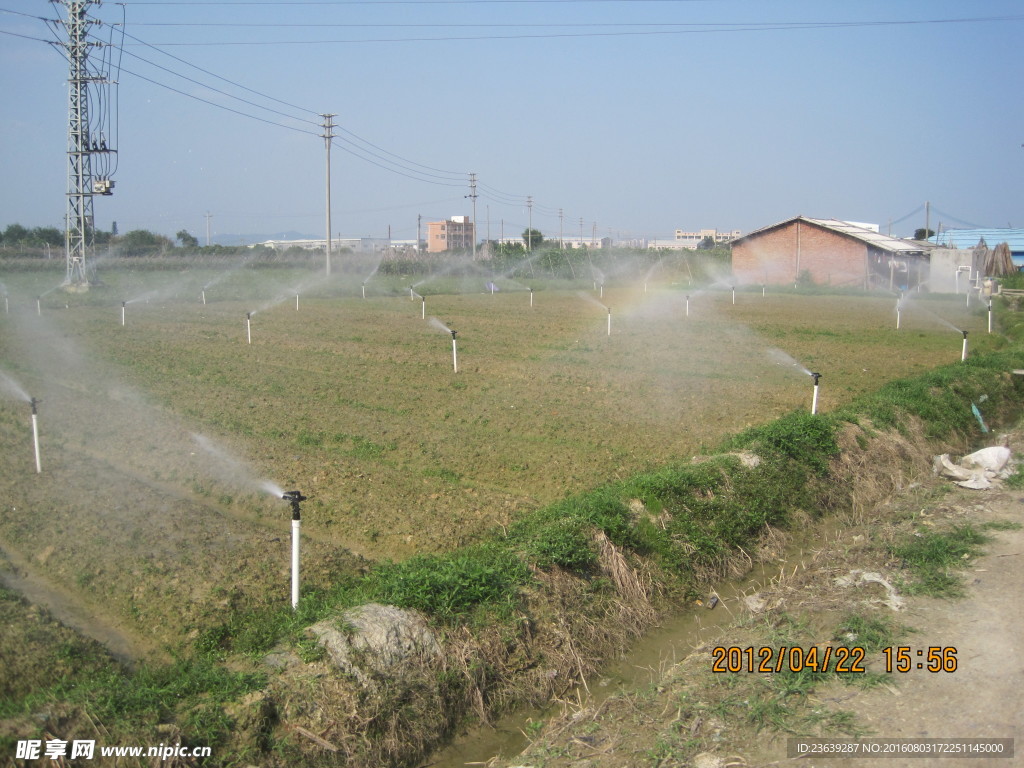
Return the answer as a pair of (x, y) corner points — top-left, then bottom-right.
(427, 539), (818, 768)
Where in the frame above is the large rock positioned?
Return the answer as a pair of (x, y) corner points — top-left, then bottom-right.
(308, 603), (441, 686)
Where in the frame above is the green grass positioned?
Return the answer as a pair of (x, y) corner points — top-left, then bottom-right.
(890, 524), (992, 597)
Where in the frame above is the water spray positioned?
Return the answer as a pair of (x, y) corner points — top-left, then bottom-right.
(961, 330), (969, 362)
(810, 373), (821, 415)
(30, 397), (41, 473)
(281, 491), (307, 609)
(4, 295), (8, 313)
(246, 312), (252, 345)
(121, 301), (126, 327)
(451, 330), (458, 373)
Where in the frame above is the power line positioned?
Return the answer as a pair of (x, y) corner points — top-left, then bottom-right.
(116, 16), (1024, 45)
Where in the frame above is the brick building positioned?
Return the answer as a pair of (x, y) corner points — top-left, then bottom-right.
(731, 216), (929, 290)
(426, 215), (475, 253)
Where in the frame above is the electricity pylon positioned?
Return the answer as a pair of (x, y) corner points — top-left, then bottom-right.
(52, 0), (116, 287)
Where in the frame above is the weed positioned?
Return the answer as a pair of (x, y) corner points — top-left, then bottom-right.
(890, 524), (991, 597)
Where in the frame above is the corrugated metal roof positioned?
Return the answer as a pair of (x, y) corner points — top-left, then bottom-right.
(734, 216), (927, 254)
(928, 229), (1024, 253)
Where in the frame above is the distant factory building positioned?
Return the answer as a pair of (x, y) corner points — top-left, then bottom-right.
(647, 228), (741, 250)
(731, 216), (929, 290)
(426, 216), (476, 253)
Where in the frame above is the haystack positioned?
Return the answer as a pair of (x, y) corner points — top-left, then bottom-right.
(987, 241), (1016, 277)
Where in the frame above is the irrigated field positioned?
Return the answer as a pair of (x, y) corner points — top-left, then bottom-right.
(0, 267), (998, 653)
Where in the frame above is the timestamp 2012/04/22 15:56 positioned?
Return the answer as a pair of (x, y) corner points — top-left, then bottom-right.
(710, 646), (958, 674)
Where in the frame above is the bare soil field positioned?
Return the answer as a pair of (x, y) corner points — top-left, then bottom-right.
(0, 270), (998, 660)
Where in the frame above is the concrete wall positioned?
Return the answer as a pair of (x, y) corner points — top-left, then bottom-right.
(927, 248), (973, 293)
(732, 220), (867, 286)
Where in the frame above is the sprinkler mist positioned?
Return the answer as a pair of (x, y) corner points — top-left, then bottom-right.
(246, 312), (252, 345)
(121, 301), (126, 327)
(961, 330), (969, 362)
(810, 373), (822, 415)
(281, 491), (307, 609)
(30, 397), (42, 473)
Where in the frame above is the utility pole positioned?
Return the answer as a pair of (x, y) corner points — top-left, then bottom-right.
(321, 114), (336, 275)
(205, 211), (212, 246)
(526, 196), (534, 251)
(54, 0), (115, 288)
(558, 208), (564, 250)
(924, 200), (930, 241)
(417, 214), (422, 255)
(467, 172), (478, 259)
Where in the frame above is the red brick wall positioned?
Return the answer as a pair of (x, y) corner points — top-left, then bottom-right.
(733, 221), (867, 286)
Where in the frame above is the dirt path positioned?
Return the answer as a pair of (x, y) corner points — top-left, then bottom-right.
(812, 487), (1023, 768)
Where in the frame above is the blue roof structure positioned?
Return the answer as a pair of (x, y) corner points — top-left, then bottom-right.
(929, 229), (1024, 267)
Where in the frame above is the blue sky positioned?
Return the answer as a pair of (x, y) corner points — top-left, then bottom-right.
(1, 0), (1021, 244)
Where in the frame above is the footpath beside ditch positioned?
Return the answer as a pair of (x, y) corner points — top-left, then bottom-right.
(480, 432), (1023, 768)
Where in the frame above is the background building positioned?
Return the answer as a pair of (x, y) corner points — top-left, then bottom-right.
(426, 216), (475, 253)
(732, 216), (928, 290)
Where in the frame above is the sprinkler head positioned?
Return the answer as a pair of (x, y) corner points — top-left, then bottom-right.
(282, 490), (307, 520)
(246, 312), (251, 320)
(450, 329), (458, 340)
(810, 372), (822, 385)
(121, 301), (126, 308)
(962, 330), (969, 339)
(30, 397), (41, 415)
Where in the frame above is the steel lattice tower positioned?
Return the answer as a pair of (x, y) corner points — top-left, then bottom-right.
(54, 0), (110, 287)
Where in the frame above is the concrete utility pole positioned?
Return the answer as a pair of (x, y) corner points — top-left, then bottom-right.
(321, 114), (336, 275)
(205, 211), (212, 246)
(55, 0), (115, 287)
(417, 214), (422, 255)
(558, 208), (564, 250)
(467, 172), (478, 259)
(526, 196), (534, 251)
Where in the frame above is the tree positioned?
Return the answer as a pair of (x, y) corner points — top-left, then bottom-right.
(119, 229), (171, 256)
(176, 229), (199, 248)
(696, 236), (716, 250)
(521, 228), (543, 250)
(914, 228), (935, 241)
